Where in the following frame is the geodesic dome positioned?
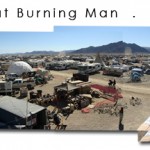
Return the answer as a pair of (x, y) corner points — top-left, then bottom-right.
(7, 61), (33, 75)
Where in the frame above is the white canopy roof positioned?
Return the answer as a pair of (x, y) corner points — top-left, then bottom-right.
(7, 61), (33, 75)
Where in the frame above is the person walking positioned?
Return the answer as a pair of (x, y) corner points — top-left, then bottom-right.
(119, 107), (124, 131)
(113, 79), (116, 89)
(108, 79), (113, 86)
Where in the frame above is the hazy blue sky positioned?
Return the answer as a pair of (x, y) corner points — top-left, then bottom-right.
(0, 26), (150, 54)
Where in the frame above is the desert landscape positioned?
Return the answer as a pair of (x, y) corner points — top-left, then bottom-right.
(0, 39), (150, 143)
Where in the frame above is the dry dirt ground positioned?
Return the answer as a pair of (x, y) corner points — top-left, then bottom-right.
(33, 69), (150, 131)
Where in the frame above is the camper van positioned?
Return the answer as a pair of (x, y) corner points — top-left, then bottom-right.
(46, 61), (69, 70)
(78, 63), (101, 74)
(54, 63), (68, 70)
(103, 67), (123, 77)
(0, 81), (12, 95)
(101, 61), (123, 77)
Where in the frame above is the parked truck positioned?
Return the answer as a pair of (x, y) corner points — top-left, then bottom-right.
(0, 81), (12, 95)
(12, 78), (36, 90)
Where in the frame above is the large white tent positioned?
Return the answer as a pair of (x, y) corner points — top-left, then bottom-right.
(7, 61), (33, 75)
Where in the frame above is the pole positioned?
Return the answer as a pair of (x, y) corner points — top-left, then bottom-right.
(26, 95), (29, 128)
(118, 107), (124, 131)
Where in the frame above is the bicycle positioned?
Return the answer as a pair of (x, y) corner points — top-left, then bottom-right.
(130, 97), (142, 106)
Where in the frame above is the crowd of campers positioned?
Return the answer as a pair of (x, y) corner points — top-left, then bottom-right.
(0, 53), (149, 130)
(45, 54), (150, 79)
(1, 53), (150, 75)
(0, 53), (149, 89)
(0, 54), (150, 97)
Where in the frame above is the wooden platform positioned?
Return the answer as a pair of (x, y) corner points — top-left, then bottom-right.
(137, 117), (150, 142)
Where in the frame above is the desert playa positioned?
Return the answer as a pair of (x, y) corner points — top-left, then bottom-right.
(0, 50), (150, 132)
(0, 27), (150, 144)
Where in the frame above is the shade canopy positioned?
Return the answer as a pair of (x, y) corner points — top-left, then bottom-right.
(7, 61), (33, 75)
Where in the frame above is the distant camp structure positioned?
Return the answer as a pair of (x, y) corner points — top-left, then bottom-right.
(7, 61), (33, 76)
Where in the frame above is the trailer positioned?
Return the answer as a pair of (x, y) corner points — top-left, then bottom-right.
(103, 67), (123, 77)
(46, 61), (69, 70)
(102, 61), (123, 77)
(78, 63), (101, 74)
(0, 81), (12, 95)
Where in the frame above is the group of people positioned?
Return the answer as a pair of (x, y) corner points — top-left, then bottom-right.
(108, 79), (116, 88)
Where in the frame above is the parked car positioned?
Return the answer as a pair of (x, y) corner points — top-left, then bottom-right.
(144, 69), (150, 75)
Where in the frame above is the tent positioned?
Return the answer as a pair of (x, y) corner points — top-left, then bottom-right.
(7, 61), (33, 76)
(0, 96), (46, 129)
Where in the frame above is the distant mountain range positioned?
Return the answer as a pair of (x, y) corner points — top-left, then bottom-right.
(25, 50), (58, 55)
(27, 41), (148, 54)
(144, 47), (150, 52)
(1, 41), (149, 55)
(71, 41), (149, 54)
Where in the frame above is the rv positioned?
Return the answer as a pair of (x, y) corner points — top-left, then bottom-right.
(102, 61), (123, 77)
(103, 67), (123, 77)
(54, 63), (68, 70)
(71, 61), (82, 69)
(46, 61), (69, 70)
(111, 64), (129, 72)
(78, 63), (101, 74)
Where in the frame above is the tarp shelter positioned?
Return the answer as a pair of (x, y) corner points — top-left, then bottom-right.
(7, 61), (33, 76)
(54, 83), (80, 101)
(91, 84), (123, 101)
(0, 96), (46, 129)
(132, 68), (143, 74)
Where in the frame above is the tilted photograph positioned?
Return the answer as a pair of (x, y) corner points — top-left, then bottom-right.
(0, 27), (150, 140)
